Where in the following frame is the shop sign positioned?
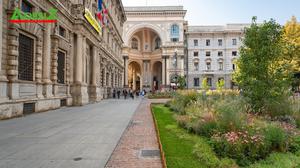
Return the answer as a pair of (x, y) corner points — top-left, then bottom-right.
(84, 8), (102, 35)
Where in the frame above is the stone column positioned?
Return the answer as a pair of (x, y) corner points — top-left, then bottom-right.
(71, 33), (88, 105)
(0, 0), (4, 80)
(0, 0), (9, 102)
(89, 46), (98, 102)
(162, 55), (169, 86)
(166, 57), (170, 85)
(180, 55), (185, 76)
(42, 24), (53, 98)
(162, 59), (165, 86)
(75, 34), (83, 83)
(91, 46), (97, 86)
(123, 55), (128, 87)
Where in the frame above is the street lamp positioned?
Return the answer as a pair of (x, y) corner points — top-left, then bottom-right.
(173, 49), (178, 90)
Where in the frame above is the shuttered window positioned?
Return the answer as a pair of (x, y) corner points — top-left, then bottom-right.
(57, 51), (65, 84)
(18, 34), (34, 81)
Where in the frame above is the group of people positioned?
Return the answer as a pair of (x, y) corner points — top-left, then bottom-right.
(112, 89), (147, 99)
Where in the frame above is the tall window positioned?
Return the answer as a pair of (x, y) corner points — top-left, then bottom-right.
(219, 61), (223, 70)
(170, 24), (179, 42)
(131, 38), (138, 50)
(101, 70), (104, 87)
(206, 62), (211, 70)
(194, 62), (199, 71)
(155, 37), (161, 49)
(194, 78), (200, 87)
(194, 39), (198, 46)
(59, 26), (66, 38)
(207, 77), (212, 86)
(206, 39), (210, 46)
(218, 39), (222, 46)
(21, 0), (33, 13)
(232, 64), (236, 70)
(232, 38), (237, 45)
(18, 34), (34, 81)
(57, 51), (65, 84)
(193, 51), (199, 57)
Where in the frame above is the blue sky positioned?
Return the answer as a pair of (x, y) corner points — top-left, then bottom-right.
(122, 0), (300, 25)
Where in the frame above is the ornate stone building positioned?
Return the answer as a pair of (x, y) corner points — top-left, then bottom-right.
(186, 24), (249, 89)
(0, 0), (126, 119)
(122, 6), (186, 91)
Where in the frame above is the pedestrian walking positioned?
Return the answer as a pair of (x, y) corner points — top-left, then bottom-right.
(113, 89), (116, 98)
(117, 90), (121, 99)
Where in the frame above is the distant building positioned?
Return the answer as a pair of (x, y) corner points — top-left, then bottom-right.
(186, 24), (249, 89)
(122, 6), (186, 91)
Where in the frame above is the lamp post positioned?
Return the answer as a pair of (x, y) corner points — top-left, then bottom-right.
(173, 49), (178, 90)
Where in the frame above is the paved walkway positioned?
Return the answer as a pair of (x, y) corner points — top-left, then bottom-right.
(0, 99), (141, 168)
(106, 99), (169, 168)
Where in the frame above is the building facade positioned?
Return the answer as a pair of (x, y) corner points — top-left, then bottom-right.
(0, 0), (126, 119)
(186, 24), (248, 89)
(122, 6), (186, 91)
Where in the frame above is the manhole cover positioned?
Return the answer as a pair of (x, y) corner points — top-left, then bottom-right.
(73, 157), (82, 161)
(140, 149), (160, 158)
(130, 120), (143, 126)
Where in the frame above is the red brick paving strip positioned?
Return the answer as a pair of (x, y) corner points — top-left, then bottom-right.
(105, 99), (169, 168)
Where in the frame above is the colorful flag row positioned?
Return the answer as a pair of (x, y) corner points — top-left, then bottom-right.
(96, 0), (109, 28)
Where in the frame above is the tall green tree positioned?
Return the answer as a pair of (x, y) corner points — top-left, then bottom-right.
(234, 17), (291, 114)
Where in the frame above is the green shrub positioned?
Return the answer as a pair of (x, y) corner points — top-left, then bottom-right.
(264, 96), (293, 118)
(193, 120), (219, 138)
(247, 152), (300, 168)
(193, 143), (220, 168)
(193, 142), (238, 168)
(169, 91), (198, 115)
(263, 124), (288, 152)
(289, 136), (300, 153)
(215, 98), (247, 132)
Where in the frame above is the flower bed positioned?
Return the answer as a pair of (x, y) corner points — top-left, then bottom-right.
(163, 90), (300, 167)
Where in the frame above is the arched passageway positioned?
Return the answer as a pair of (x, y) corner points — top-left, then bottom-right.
(152, 61), (162, 90)
(128, 61), (141, 91)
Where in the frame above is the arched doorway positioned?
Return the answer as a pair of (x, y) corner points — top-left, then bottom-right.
(152, 61), (162, 91)
(128, 61), (141, 91)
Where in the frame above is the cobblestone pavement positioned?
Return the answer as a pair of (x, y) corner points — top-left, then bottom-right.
(105, 99), (169, 168)
(0, 99), (140, 168)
